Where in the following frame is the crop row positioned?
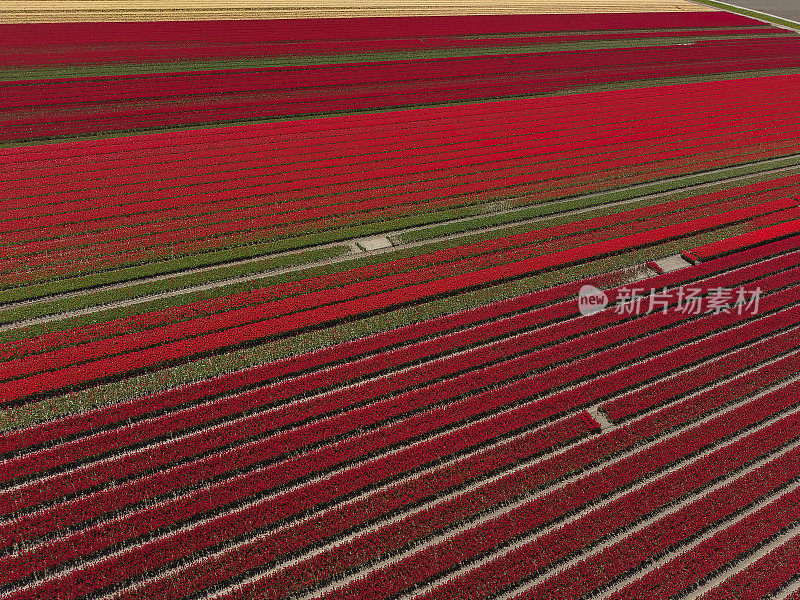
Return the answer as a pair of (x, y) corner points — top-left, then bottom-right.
(7, 321), (800, 600)
(6, 132), (800, 284)
(12, 239), (797, 526)
(513, 434), (800, 600)
(303, 378), (800, 600)
(2, 190), (784, 361)
(8, 91), (797, 226)
(6, 228), (799, 496)
(6, 106), (800, 252)
(4, 262), (799, 595)
(106, 325), (800, 600)
(0, 200), (791, 404)
(6, 37), (799, 108)
(0, 29), (782, 67)
(0, 12), (760, 48)
(697, 531), (800, 600)
(4, 41), (800, 140)
(603, 482), (800, 600)
(5, 73), (797, 177)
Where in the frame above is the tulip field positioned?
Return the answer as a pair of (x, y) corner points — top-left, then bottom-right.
(2, 1), (800, 599)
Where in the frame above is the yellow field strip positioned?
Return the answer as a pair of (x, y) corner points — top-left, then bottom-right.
(0, 0), (717, 22)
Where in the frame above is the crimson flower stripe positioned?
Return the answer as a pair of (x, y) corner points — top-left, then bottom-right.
(688, 222), (800, 262)
(7, 101), (795, 239)
(115, 350), (800, 600)
(697, 533), (800, 600)
(4, 263), (798, 587)
(5, 77), (796, 191)
(0, 12), (759, 47)
(503, 424), (800, 600)
(0, 200), (791, 403)
(293, 372), (800, 600)
(1, 70), (788, 168)
(0, 190), (772, 362)
(7, 233), (799, 500)
(5, 112), (800, 257)
(604, 486), (800, 600)
(6, 132), (799, 280)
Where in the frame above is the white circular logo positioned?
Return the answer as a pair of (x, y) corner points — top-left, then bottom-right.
(577, 284), (608, 316)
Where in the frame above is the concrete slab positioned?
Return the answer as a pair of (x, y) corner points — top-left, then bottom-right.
(356, 236), (393, 251)
(653, 254), (692, 273)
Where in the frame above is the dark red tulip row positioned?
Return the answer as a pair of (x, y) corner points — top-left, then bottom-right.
(0, 12), (759, 48)
(331, 376), (800, 600)
(4, 253), (799, 597)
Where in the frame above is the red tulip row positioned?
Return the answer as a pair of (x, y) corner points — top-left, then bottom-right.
(14, 238), (791, 526)
(515, 426), (800, 600)
(7, 37), (797, 109)
(602, 321), (800, 423)
(114, 335), (800, 600)
(8, 95), (797, 238)
(6, 132), (800, 284)
(0, 12), (759, 47)
(6, 65), (800, 145)
(0, 261), (624, 456)
(5, 70), (792, 174)
(5, 73), (795, 184)
(7, 226), (798, 507)
(324, 374), (800, 600)
(1, 200), (790, 404)
(606, 485), (800, 600)
(5, 260), (799, 593)
(6, 110), (800, 260)
(686, 221), (800, 262)
(2, 189), (778, 362)
(11, 343), (800, 600)
(1, 29), (781, 67)
(0, 391), (601, 594)
(697, 533), (800, 600)
(5, 43), (799, 141)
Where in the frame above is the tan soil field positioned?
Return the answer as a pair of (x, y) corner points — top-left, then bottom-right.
(0, 0), (716, 23)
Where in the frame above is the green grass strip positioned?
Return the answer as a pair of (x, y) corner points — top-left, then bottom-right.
(0, 223), (751, 432)
(5, 151), (800, 330)
(1, 34), (789, 81)
(691, 0), (800, 31)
